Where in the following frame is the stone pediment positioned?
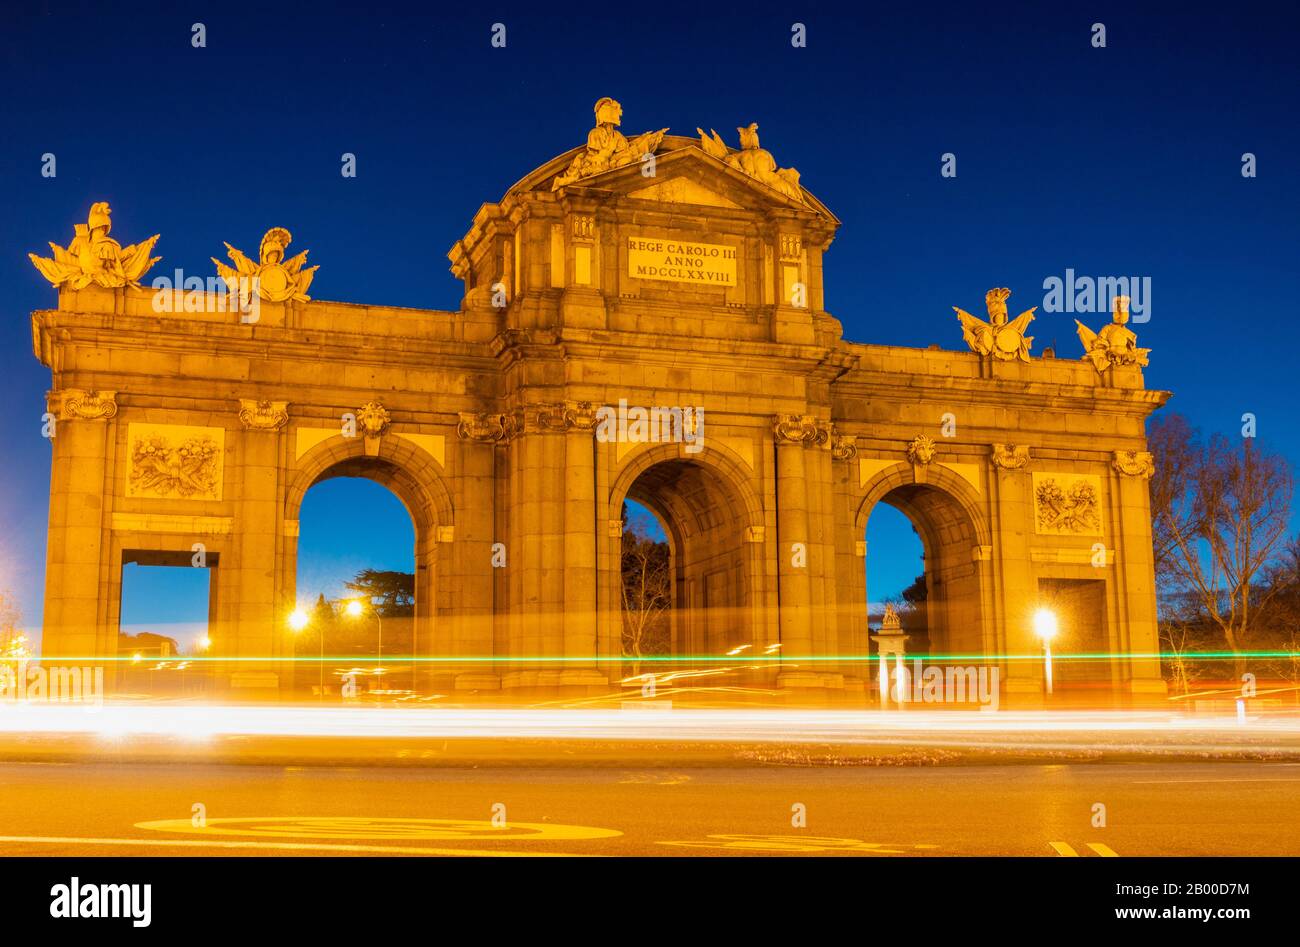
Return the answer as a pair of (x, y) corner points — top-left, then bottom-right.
(508, 136), (839, 224)
(626, 173), (744, 210)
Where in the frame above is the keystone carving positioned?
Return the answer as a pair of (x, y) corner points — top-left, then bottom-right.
(906, 435), (937, 466)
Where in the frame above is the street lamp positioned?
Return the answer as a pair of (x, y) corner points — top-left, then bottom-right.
(1033, 608), (1058, 696)
(288, 608), (323, 699)
(344, 599), (382, 690)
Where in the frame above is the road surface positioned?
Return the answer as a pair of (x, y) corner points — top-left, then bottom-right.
(1, 758), (1297, 856)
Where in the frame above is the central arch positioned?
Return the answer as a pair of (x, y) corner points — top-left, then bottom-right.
(282, 435), (455, 690)
(608, 444), (766, 676)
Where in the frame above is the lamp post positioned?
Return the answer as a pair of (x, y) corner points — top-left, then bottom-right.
(345, 599), (382, 691)
(289, 607), (323, 699)
(1033, 608), (1058, 696)
(195, 636), (211, 696)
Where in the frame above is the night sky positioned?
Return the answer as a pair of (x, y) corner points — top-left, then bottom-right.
(3, 3), (1296, 647)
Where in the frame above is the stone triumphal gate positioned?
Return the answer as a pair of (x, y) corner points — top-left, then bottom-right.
(30, 99), (1169, 700)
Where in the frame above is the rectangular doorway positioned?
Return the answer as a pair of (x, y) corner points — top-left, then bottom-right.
(119, 550), (218, 695)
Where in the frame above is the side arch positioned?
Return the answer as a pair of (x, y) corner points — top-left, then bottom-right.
(854, 462), (989, 547)
(854, 461), (993, 657)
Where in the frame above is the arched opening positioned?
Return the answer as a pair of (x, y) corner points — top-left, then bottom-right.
(862, 480), (986, 658)
(864, 502), (928, 646)
(619, 499), (671, 673)
(294, 459), (420, 695)
(617, 456), (758, 679)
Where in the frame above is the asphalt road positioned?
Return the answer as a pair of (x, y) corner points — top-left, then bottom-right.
(1, 758), (1297, 856)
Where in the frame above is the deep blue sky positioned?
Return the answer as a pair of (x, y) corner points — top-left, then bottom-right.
(3, 3), (1297, 646)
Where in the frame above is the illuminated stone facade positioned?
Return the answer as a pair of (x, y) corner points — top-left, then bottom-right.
(30, 101), (1169, 701)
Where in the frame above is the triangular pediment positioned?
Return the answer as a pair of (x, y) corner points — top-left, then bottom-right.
(505, 135), (839, 225)
(579, 146), (819, 215)
(626, 175), (743, 209)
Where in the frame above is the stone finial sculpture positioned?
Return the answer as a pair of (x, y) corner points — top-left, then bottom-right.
(552, 98), (667, 190)
(1076, 296), (1150, 372)
(29, 202), (160, 289)
(954, 288), (1035, 362)
(213, 227), (318, 302)
(697, 122), (804, 203)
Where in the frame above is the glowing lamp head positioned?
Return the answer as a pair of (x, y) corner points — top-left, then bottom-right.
(344, 599), (364, 618)
(197, 636), (212, 651)
(288, 609), (310, 632)
(1033, 608), (1058, 642)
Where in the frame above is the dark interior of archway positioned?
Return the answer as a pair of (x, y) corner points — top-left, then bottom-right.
(624, 459), (751, 658)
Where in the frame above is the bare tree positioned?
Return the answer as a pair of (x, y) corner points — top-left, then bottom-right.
(1261, 537), (1300, 704)
(1158, 616), (1197, 696)
(620, 505), (671, 678)
(1149, 414), (1294, 673)
(0, 592), (23, 655)
(0, 592), (27, 696)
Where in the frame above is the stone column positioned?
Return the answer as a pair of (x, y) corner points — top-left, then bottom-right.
(773, 414), (822, 689)
(504, 403), (568, 693)
(989, 444), (1039, 704)
(1111, 450), (1166, 698)
(42, 389), (117, 684)
(561, 402), (605, 689)
(231, 400), (288, 695)
(453, 412), (512, 692)
(831, 433), (867, 694)
(806, 429), (842, 689)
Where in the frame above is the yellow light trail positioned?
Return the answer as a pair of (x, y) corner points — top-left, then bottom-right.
(2, 704), (1300, 755)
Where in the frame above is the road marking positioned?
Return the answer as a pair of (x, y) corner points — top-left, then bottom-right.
(0, 834), (592, 857)
(617, 773), (690, 785)
(659, 834), (937, 854)
(135, 816), (621, 842)
(1050, 841), (1120, 857)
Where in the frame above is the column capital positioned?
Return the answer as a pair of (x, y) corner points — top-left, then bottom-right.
(1112, 449), (1155, 479)
(47, 388), (117, 421)
(237, 399), (289, 431)
(456, 411), (516, 443)
(991, 442), (1030, 470)
(773, 413), (830, 446)
(831, 431), (857, 461)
